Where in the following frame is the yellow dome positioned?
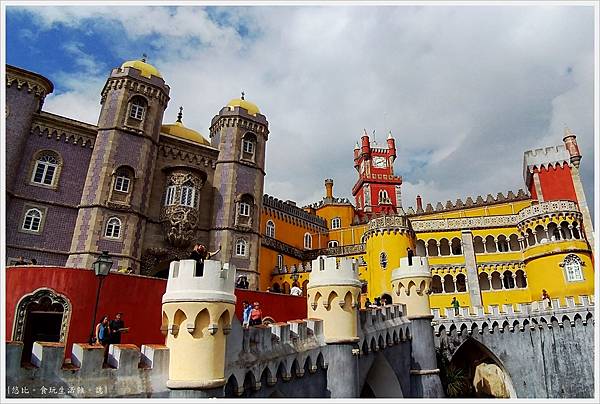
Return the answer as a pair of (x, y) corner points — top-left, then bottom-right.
(120, 59), (162, 79)
(161, 121), (211, 146)
(227, 98), (260, 116)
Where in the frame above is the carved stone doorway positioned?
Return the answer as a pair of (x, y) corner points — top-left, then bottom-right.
(13, 289), (71, 364)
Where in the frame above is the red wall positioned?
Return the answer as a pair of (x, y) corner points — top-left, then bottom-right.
(6, 267), (308, 358)
(537, 164), (578, 202)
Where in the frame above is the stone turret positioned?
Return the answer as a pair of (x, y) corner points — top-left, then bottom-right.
(391, 256), (432, 317)
(161, 259), (236, 389)
(307, 256), (361, 343)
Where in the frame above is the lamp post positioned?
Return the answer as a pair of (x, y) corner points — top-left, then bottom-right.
(291, 267), (299, 283)
(88, 251), (113, 344)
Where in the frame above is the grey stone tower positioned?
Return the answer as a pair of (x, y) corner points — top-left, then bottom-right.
(66, 59), (170, 271)
(209, 96), (269, 289)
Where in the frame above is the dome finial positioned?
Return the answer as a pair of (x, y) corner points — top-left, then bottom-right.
(142, 53), (148, 63)
(241, 91), (245, 100)
(177, 106), (183, 123)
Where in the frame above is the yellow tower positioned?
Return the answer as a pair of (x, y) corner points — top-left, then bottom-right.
(307, 256), (361, 343)
(161, 259), (236, 389)
(391, 256), (433, 317)
(517, 200), (594, 305)
(363, 215), (415, 301)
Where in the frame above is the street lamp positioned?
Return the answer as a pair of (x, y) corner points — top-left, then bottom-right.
(88, 251), (113, 344)
(291, 267), (299, 283)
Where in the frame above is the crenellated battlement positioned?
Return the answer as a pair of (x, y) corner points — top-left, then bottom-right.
(522, 144), (571, 185)
(6, 341), (169, 398)
(392, 256), (431, 280)
(431, 295), (594, 336)
(307, 256), (360, 288)
(162, 259), (236, 304)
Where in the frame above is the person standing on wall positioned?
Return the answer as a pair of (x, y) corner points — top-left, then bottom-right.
(249, 302), (263, 326)
(406, 247), (414, 266)
(110, 312), (129, 344)
(242, 301), (252, 328)
(95, 315), (111, 364)
(190, 244), (222, 276)
(451, 297), (460, 316)
(290, 282), (302, 296)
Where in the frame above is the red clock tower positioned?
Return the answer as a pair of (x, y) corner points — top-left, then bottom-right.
(352, 130), (402, 218)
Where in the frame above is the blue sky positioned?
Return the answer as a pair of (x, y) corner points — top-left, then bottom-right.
(4, 5), (597, 219)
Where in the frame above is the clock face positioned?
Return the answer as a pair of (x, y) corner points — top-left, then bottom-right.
(373, 156), (387, 168)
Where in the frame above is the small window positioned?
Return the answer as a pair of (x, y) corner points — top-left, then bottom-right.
(130, 102), (145, 120)
(164, 185), (177, 206)
(328, 240), (339, 248)
(235, 239), (247, 256)
(240, 202), (251, 217)
(331, 217), (341, 229)
(563, 255), (584, 282)
(243, 139), (254, 154)
(105, 217), (122, 239)
(181, 185), (195, 207)
(378, 190), (389, 203)
(277, 254), (283, 269)
(304, 233), (312, 249)
(380, 251), (388, 269)
(22, 208), (42, 232)
(266, 220), (275, 238)
(31, 152), (59, 186)
(114, 172), (131, 193)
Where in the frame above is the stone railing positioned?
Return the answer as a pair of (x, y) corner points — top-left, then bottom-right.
(431, 295), (594, 336)
(516, 200), (580, 224)
(358, 304), (411, 354)
(412, 214), (519, 232)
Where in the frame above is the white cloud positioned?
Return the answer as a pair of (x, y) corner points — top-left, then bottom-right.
(16, 5), (596, 220)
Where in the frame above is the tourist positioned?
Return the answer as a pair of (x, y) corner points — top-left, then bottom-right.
(364, 298), (372, 308)
(14, 256), (28, 266)
(407, 247), (414, 266)
(451, 297), (460, 315)
(110, 312), (128, 344)
(236, 275), (249, 289)
(290, 282), (302, 296)
(95, 315), (111, 364)
(541, 289), (552, 309)
(242, 301), (252, 328)
(249, 302), (263, 326)
(190, 244), (222, 276)
(374, 297), (382, 306)
(30, 258), (37, 265)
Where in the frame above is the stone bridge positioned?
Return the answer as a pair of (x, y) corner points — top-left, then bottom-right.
(432, 295), (595, 398)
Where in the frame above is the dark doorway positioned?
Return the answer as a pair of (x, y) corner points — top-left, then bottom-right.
(21, 296), (64, 364)
(381, 294), (392, 305)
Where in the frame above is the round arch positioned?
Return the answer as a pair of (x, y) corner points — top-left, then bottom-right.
(360, 352), (404, 397)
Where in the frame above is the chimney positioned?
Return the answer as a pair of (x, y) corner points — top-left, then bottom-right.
(325, 179), (334, 199)
(416, 195), (423, 213)
(563, 127), (582, 168)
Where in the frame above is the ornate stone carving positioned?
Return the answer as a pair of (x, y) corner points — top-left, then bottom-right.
(13, 288), (71, 343)
(412, 215), (519, 232)
(160, 170), (204, 248)
(516, 200), (580, 225)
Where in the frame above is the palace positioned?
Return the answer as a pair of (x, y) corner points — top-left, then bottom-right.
(4, 58), (596, 399)
(5, 58), (595, 314)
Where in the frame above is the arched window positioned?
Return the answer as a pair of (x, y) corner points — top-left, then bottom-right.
(509, 234), (520, 251)
(439, 238), (450, 256)
(431, 275), (443, 294)
(473, 236), (485, 254)
(22, 208), (42, 232)
(129, 97), (146, 120)
(114, 168), (131, 193)
(277, 254), (283, 270)
(105, 217), (121, 239)
(515, 270), (527, 288)
(416, 239), (426, 256)
(427, 239), (439, 257)
(497, 235), (509, 252)
(331, 217), (341, 229)
(526, 229), (536, 246)
(548, 222), (560, 241)
(456, 273), (467, 292)
(237, 194), (254, 227)
(571, 222), (581, 239)
(266, 220), (275, 238)
(378, 190), (389, 203)
(490, 272), (502, 290)
(502, 270), (515, 289)
(31, 151), (60, 186)
(164, 185), (177, 206)
(328, 240), (339, 248)
(180, 181), (196, 207)
(485, 235), (497, 253)
(478, 272), (490, 291)
(443, 275), (455, 293)
(380, 252), (388, 269)
(304, 233), (312, 249)
(235, 239), (247, 256)
(535, 225), (547, 244)
(241, 132), (257, 161)
(559, 221), (571, 240)
(451, 238), (462, 255)
(563, 254), (584, 282)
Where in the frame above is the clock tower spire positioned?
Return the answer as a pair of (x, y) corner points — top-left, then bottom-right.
(351, 130), (402, 219)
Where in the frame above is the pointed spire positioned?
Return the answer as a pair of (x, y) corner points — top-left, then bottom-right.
(354, 142), (360, 150)
(387, 130), (393, 140)
(241, 91), (245, 100)
(176, 106), (183, 123)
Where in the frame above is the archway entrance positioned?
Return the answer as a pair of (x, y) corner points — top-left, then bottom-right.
(381, 293), (393, 305)
(446, 337), (515, 398)
(360, 352), (404, 397)
(13, 289), (71, 364)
